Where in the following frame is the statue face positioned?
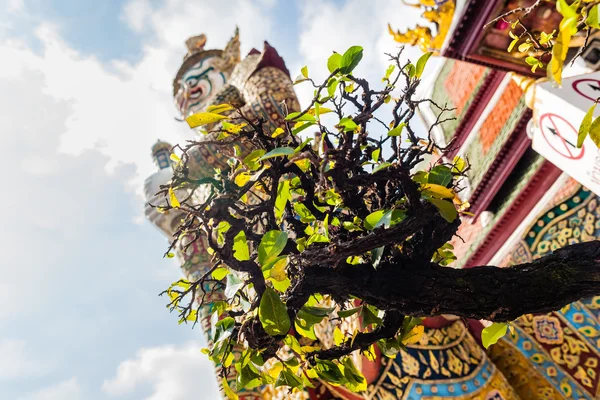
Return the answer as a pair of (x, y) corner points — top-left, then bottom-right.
(174, 54), (228, 117)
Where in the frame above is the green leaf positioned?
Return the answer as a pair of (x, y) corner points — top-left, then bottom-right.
(371, 246), (384, 268)
(275, 369), (303, 389)
(387, 123), (406, 137)
(338, 117), (357, 132)
(364, 210), (386, 230)
(291, 121), (316, 136)
(259, 147), (295, 161)
(243, 149), (266, 170)
(315, 360), (346, 384)
(275, 180), (292, 222)
(285, 112), (316, 122)
(258, 230), (288, 267)
(339, 46), (364, 74)
(372, 148), (380, 162)
(415, 52), (432, 79)
(225, 273), (244, 299)
(361, 305), (382, 328)
(342, 357), (367, 392)
(293, 202), (316, 223)
(327, 52), (342, 73)
(259, 286), (291, 336)
(384, 64), (395, 80)
(405, 63), (416, 78)
(589, 115), (600, 147)
(557, 0), (576, 19)
(337, 306), (362, 318)
(237, 364), (261, 390)
(481, 322), (509, 349)
(428, 165), (453, 187)
(586, 5), (600, 29)
(428, 198), (458, 222)
(212, 267), (228, 280)
(302, 306), (336, 317)
(301, 65), (308, 78)
(372, 162), (392, 173)
(233, 231), (250, 261)
(579, 102), (597, 147)
(327, 77), (339, 97)
(283, 335), (303, 354)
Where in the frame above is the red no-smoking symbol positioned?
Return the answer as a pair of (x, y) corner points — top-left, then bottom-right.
(572, 78), (600, 102)
(539, 113), (585, 160)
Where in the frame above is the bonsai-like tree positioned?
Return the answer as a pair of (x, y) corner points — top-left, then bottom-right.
(156, 46), (600, 395)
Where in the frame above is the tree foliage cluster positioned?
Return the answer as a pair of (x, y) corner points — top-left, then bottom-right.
(153, 44), (600, 396)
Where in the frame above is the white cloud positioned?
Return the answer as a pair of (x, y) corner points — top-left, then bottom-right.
(293, 0), (422, 104)
(122, 0), (152, 33)
(0, 339), (52, 380)
(103, 342), (219, 400)
(18, 378), (81, 400)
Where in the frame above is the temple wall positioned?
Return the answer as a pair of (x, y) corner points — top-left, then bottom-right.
(487, 181), (600, 399)
(431, 59), (491, 143)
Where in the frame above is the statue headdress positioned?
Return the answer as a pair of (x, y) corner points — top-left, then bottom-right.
(172, 28), (241, 97)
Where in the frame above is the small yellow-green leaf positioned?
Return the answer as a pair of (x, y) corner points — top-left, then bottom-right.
(428, 198), (458, 222)
(415, 52), (432, 79)
(301, 65), (308, 78)
(405, 63), (416, 78)
(212, 267), (228, 281)
(258, 230), (288, 267)
(169, 187), (180, 208)
(481, 322), (509, 349)
(452, 155), (466, 173)
(578, 103), (596, 148)
(519, 42), (532, 53)
(185, 112), (229, 128)
(222, 378), (239, 400)
(387, 123), (406, 137)
(327, 52), (342, 73)
(222, 121), (247, 134)
(170, 153), (180, 163)
(589, 115), (600, 147)
(507, 38), (519, 53)
(271, 127), (285, 138)
(384, 64), (395, 80)
(233, 231), (250, 261)
(587, 5), (600, 29)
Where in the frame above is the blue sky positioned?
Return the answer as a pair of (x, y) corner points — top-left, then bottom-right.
(0, 1), (424, 398)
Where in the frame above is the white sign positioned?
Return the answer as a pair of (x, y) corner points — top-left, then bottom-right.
(532, 72), (600, 195)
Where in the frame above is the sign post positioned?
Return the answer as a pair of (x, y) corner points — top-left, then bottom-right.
(532, 72), (600, 195)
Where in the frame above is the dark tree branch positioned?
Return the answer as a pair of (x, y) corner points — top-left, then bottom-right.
(299, 241), (600, 322)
